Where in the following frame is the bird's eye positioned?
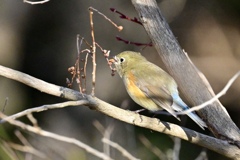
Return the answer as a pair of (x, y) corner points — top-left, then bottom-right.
(120, 57), (125, 63)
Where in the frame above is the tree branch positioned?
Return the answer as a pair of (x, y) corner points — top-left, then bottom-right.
(177, 71), (240, 115)
(131, 0), (240, 147)
(0, 65), (239, 159)
(0, 101), (89, 123)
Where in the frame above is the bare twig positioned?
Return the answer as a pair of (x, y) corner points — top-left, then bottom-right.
(93, 120), (105, 135)
(77, 35), (83, 57)
(27, 113), (39, 128)
(7, 142), (46, 159)
(1, 97), (8, 113)
(0, 100), (89, 123)
(110, 8), (142, 25)
(93, 120), (114, 156)
(102, 138), (140, 160)
(0, 112), (113, 160)
(0, 139), (20, 160)
(83, 51), (90, 93)
(177, 71), (240, 115)
(76, 35), (83, 93)
(23, 0), (49, 5)
(195, 150), (208, 160)
(79, 49), (91, 93)
(68, 36), (91, 93)
(77, 35), (92, 48)
(116, 35), (152, 47)
(95, 43), (116, 76)
(172, 137), (181, 160)
(76, 35), (91, 94)
(4, 131), (47, 160)
(15, 130), (31, 147)
(15, 131), (39, 159)
(89, 7), (123, 31)
(89, 8), (96, 96)
(70, 7), (122, 94)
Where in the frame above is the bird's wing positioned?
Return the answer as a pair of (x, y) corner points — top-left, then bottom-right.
(142, 85), (179, 119)
(130, 67), (179, 119)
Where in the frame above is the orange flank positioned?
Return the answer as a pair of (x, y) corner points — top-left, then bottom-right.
(126, 72), (146, 98)
(125, 71), (161, 111)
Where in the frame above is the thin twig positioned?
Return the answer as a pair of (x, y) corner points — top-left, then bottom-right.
(23, 0), (49, 5)
(102, 138), (140, 160)
(93, 120), (105, 135)
(76, 35), (83, 93)
(116, 36), (152, 47)
(104, 125), (114, 157)
(177, 71), (240, 115)
(5, 142), (46, 159)
(27, 113), (39, 128)
(77, 35), (92, 48)
(83, 52), (89, 93)
(89, 9), (96, 96)
(95, 43), (116, 76)
(89, 7), (123, 31)
(195, 150), (208, 160)
(79, 49), (91, 93)
(0, 100), (89, 123)
(93, 120), (113, 156)
(14, 130), (31, 147)
(110, 8), (142, 26)
(2, 97), (8, 113)
(172, 137), (181, 160)
(0, 139), (20, 160)
(2, 130), (40, 159)
(68, 36), (89, 93)
(15, 133), (36, 160)
(77, 35), (83, 58)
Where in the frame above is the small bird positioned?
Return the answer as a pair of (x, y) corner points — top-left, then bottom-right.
(112, 51), (207, 129)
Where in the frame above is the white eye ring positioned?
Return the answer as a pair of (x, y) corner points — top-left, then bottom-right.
(120, 57), (125, 63)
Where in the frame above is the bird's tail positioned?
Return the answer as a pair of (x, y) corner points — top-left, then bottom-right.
(172, 95), (207, 130)
(186, 111), (207, 130)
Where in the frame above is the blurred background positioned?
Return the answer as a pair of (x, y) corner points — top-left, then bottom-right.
(0, 0), (239, 159)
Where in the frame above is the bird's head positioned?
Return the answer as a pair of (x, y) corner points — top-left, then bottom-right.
(112, 51), (146, 77)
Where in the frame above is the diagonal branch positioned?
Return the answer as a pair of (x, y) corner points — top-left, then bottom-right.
(177, 71), (240, 115)
(0, 65), (239, 159)
(0, 101), (89, 123)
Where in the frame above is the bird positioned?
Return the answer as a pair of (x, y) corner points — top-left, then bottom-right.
(112, 51), (207, 129)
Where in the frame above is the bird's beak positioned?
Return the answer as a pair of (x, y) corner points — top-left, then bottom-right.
(109, 56), (118, 64)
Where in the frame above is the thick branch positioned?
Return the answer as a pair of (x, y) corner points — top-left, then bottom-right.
(131, 0), (240, 147)
(0, 65), (239, 159)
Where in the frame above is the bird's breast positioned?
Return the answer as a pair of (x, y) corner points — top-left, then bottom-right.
(123, 72), (161, 111)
